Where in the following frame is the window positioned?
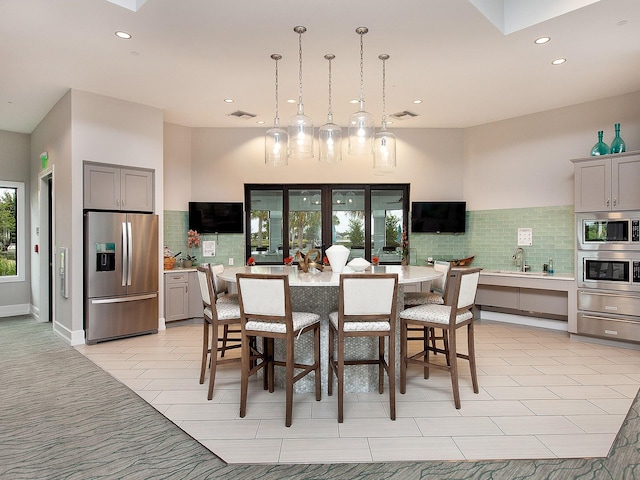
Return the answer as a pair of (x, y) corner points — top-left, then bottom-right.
(245, 184), (409, 265)
(0, 181), (25, 282)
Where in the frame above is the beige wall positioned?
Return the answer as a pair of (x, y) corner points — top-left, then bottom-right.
(188, 127), (465, 203)
(463, 91), (640, 210)
(0, 130), (31, 314)
(163, 123), (192, 210)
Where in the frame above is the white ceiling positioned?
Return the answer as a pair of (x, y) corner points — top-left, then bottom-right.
(1, 0), (639, 134)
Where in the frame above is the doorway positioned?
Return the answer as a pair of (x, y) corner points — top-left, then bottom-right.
(38, 167), (54, 325)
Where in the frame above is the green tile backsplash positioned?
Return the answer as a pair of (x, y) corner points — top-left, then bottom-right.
(163, 210), (245, 267)
(164, 205), (575, 274)
(410, 205), (575, 274)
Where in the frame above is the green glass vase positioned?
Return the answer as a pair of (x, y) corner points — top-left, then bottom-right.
(590, 131), (609, 156)
(610, 123), (626, 154)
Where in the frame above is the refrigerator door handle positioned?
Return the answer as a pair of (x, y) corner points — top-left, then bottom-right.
(127, 221), (133, 286)
(90, 293), (158, 304)
(121, 222), (128, 287)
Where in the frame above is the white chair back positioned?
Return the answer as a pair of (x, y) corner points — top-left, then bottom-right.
(342, 276), (397, 316)
(237, 275), (287, 317)
(196, 267), (212, 308)
(431, 260), (450, 296)
(456, 270), (480, 310)
(209, 263), (229, 296)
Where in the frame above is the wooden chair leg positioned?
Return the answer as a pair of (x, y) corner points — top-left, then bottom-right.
(285, 336), (294, 428)
(447, 328), (460, 409)
(199, 319), (209, 384)
(328, 325), (334, 396)
(423, 326), (430, 378)
(220, 324), (229, 357)
(314, 325), (321, 401)
(468, 322), (479, 394)
(400, 319), (407, 395)
(207, 320), (219, 400)
(337, 331), (345, 423)
(239, 332), (250, 418)
(388, 333), (396, 421)
(378, 336), (385, 394)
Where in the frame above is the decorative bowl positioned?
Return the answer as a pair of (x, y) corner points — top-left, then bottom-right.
(347, 257), (371, 272)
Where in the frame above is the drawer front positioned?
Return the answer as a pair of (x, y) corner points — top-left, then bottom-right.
(577, 312), (640, 343)
(578, 290), (640, 317)
(165, 272), (189, 284)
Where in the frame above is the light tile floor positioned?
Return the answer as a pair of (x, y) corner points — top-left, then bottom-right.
(75, 320), (640, 464)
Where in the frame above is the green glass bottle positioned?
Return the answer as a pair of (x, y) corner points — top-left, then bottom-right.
(590, 131), (610, 156)
(610, 123), (626, 154)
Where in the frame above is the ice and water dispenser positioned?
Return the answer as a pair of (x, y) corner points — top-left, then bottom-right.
(96, 242), (116, 271)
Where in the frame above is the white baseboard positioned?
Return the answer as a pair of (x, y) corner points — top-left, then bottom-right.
(158, 317), (166, 330)
(479, 310), (568, 332)
(0, 304), (30, 318)
(53, 321), (86, 346)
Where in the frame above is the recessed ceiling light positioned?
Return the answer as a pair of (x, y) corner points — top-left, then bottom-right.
(386, 120), (393, 125)
(256, 120), (265, 124)
(115, 31), (132, 39)
(224, 99), (234, 103)
(349, 99), (359, 104)
(412, 100), (423, 104)
(535, 36), (551, 44)
(286, 99), (296, 104)
(552, 58), (566, 65)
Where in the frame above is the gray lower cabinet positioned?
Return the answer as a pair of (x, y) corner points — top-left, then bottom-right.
(476, 285), (568, 318)
(164, 271), (203, 322)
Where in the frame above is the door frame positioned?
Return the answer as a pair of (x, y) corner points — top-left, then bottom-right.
(38, 166), (55, 324)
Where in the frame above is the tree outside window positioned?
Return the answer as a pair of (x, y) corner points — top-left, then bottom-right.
(0, 186), (18, 277)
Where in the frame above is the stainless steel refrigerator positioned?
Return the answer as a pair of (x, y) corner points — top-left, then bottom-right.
(84, 211), (159, 344)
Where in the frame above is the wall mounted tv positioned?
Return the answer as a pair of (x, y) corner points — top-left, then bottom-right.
(188, 202), (244, 234)
(411, 201), (466, 233)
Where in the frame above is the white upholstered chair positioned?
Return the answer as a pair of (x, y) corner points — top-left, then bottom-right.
(399, 267), (481, 409)
(196, 266), (243, 400)
(403, 259), (451, 356)
(236, 273), (321, 427)
(208, 264), (240, 358)
(328, 273), (398, 423)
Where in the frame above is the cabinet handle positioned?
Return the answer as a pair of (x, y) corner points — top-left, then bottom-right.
(606, 198), (610, 207)
(613, 198), (617, 207)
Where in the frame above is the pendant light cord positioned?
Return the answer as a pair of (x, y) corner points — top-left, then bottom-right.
(271, 53), (282, 125)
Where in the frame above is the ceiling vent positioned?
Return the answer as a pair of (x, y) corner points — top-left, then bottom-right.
(228, 110), (257, 119)
(390, 110), (419, 120)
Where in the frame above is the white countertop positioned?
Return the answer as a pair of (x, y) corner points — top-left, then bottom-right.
(217, 265), (442, 286)
(480, 269), (574, 281)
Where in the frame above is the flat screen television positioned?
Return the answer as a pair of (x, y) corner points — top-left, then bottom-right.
(188, 202), (244, 234)
(411, 201), (466, 233)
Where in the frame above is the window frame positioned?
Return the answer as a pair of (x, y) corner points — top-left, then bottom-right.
(0, 180), (26, 283)
(244, 183), (409, 265)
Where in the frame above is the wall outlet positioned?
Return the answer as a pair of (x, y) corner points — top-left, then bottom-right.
(228, 258), (234, 266)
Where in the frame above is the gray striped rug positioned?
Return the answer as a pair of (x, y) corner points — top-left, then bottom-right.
(1, 316), (638, 479)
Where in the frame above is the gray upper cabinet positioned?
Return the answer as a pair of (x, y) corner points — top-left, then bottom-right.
(572, 152), (640, 212)
(84, 162), (154, 212)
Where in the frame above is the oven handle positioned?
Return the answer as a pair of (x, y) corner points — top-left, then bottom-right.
(579, 290), (640, 300)
(581, 314), (638, 325)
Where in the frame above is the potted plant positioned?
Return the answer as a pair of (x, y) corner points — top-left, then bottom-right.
(184, 229), (200, 267)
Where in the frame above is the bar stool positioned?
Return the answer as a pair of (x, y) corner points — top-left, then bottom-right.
(400, 267), (481, 409)
(237, 273), (321, 427)
(196, 266), (245, 400)
(328, 273), (398, 423)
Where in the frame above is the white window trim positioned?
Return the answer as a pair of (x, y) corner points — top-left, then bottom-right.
(0, 180), (25, 283)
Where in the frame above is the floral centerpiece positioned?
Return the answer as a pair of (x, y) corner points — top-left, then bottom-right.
(247, 256), (256, 266)
(322, 256), (330, 266)
(184, 229), (200, 267)
(284, 256), (294, 266)
(372, 256), (379, 266)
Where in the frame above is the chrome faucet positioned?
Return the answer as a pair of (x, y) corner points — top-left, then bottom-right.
(512, 247), (526, 272)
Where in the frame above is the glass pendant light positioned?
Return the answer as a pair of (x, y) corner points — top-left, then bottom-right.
(348, 27), (375, 157)
(288, 26), (314, 160)
(373, 54), (396, 173)
(265, 54), (289, 166)
(318, 54), (343, 163)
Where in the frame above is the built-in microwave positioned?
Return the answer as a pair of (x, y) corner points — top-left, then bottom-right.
(577, 251), (640, 292)
(577, 212), (640, 250)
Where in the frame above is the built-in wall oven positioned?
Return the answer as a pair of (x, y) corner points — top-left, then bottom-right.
(576, 212), (640, 344)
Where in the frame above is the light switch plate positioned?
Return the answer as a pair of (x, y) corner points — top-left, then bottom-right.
(517, 228), (533, 246)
